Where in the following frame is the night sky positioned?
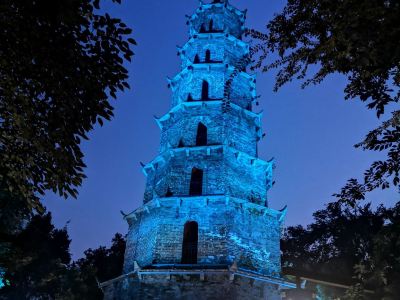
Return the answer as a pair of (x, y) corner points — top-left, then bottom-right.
(44, 0), (399, 258)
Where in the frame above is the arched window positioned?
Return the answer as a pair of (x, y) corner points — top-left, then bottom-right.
(209, 19), (214, 32)
(196, 122), (207, 146)
(187, 93), (194, 102)
(178, 138), (185, 148)
(181, 221), (198, 264)
(189, 167), (203, 196)
(200, 23), (207, 33)
(201, 80), (209, 100)
(194, 54), (200, 64)
(205, 50), (211, 63)
(165, 187), (173, 197)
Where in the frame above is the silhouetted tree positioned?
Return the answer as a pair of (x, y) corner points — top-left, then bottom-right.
(76, 233), (126, 283)
(0, 212), (126, 299)
(282, 201), (400, 298)
(0, 0), (136, 234)
(0, 213), (72, 299)
(247, 0), (400, 204)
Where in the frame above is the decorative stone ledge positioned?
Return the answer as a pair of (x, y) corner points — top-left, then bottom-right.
(122, 195), (287, 225)
(99, 264), (295, 290)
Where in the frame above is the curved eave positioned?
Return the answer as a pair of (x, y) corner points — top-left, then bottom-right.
(123, 195), (287, 226)
(178, 33), (249, 60)
(169, 63), (256, 91)
(140, 145), (273, 178)
(188, 3), (246, 36)
(155, 101), (262, 129)
(191, 2), (246, 22)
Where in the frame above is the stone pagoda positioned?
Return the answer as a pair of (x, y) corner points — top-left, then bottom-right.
(101, 1), (294, 299)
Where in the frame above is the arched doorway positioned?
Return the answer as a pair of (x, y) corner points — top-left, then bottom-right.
(201, 80), (209, 100)
(196, 122), (207, 146)
(189, 167), (203, 196)
(181, 221), (198, 264)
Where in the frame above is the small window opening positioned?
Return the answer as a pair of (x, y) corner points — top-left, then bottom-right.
(178, 139), (185, 148)
(205, 50), (211, 63)
(187, 93), (194, 102)
(194, 54), (200, 64)
(209, 19), (214, 32)
(181, 221), (198, 264)
(189, 167), (203, 196)
(165, 187), (173, 197)
(196, 122), (208, 146)
(200, 23), (207, 33)
(201, 80), (209, 100)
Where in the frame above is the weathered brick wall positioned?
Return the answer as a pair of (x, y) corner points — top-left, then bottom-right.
(143, 148), (225, 202)
(170, 67), (253, 109)
(143, 146), (271, 204)
(189, 4), (245, 39)
(159, 104), (259, 156)
(230, 209), (281, 275)
(124, 199), (281, 275)
(180, 35), (249, 69)
(160, 114), (224, 151)
(103, 273), (282, 300)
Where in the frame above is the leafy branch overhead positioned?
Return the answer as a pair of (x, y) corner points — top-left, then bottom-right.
(246, 0), (400, 202)
(0, 0), (136, 218)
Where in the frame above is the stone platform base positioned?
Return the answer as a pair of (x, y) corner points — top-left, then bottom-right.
(100, 266), (294, 300)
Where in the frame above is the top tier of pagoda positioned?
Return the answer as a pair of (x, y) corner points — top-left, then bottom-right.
(187, 0), (246, 39)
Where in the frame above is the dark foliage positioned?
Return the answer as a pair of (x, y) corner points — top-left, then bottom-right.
(247, 1), (400, 296)
(75, 233), (126, 283)
(247, 0), (400, 203)
(0, 0), (136, 231)
(0, 213), (72, 299)
(282, 201), (400, 298)
(0, 212), (126, 299)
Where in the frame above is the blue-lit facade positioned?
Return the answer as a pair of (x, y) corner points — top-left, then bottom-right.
(102, 1), (293, 299)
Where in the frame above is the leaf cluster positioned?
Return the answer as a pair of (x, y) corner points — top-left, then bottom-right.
(282, 201), (400, 298)
(247, 0), (400, 200)
(0, 0), (136, 224)
(251, 0), (399, 111)
(0, 213), (72, 299)
(0, 213), (126, 299)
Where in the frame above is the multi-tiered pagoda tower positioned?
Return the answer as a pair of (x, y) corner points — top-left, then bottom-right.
(101, 1), (294, 299)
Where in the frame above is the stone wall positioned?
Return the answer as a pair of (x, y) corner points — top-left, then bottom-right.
(188, 4), (245, 39)
(159, 103), (259, 156)
(169, 66), (254, 109)
(180, 34), (249, 69)
(142, 146), (272, 204)
(102, 273), (282, 300)
(124, 199), (281, 275)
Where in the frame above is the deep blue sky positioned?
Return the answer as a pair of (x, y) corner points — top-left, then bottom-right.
(44, 0), (399, 258)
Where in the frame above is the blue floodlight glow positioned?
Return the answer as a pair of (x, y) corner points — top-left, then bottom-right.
(122, 0), (287, 279)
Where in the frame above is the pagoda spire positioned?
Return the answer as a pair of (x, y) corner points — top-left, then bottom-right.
(101, 1), (293, 298)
